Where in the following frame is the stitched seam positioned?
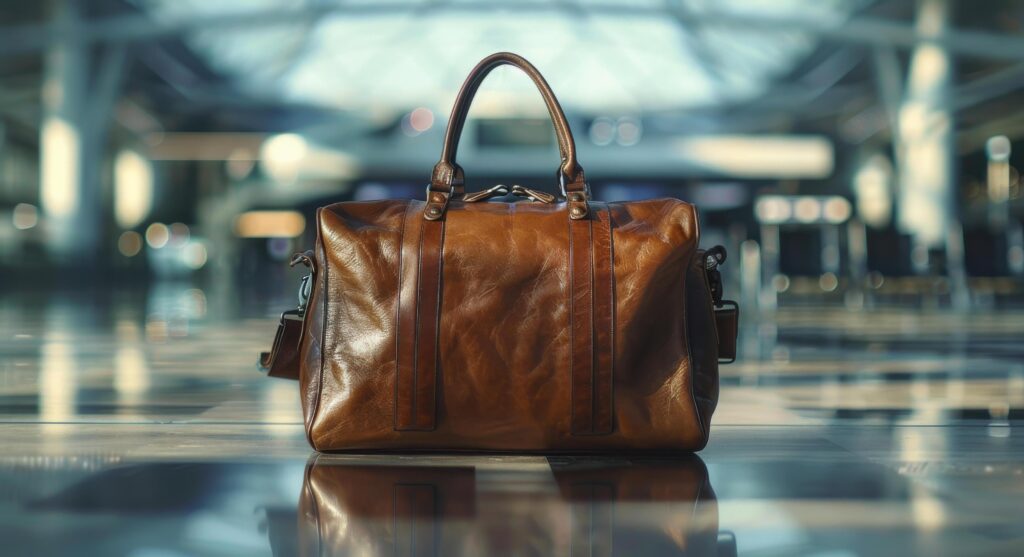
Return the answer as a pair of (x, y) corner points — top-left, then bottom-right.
(588, 217), (596, 433)
(598, 205), (615, 435)
(431, 218), (446, 431)
(606, 207), (615, 434)
(568, 212), (576, 435)
(412, 217), (427, 428)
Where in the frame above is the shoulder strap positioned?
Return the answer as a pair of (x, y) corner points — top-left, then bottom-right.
(258, 310), (303, 381)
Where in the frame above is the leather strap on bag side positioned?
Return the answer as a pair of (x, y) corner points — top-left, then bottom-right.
(570, 203), (614, 435)
(258, 311), (303, 381)
(258, 251), (316, 381)
(395, 201), (443, 431)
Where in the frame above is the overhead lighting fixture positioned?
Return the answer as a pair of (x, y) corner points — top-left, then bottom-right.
(676, 135), (833, 179)
(12, 203), (39, 230)
(146, 223), (170, 249)
(756, 195), (851, 225)
(260, 133), (309, 184)
(403, 107), (434, 136)
(114, 149), (154, 229)
(40, 118), (80, 219)
(234, 210), (306, 238)
(118, 231), (143, 257)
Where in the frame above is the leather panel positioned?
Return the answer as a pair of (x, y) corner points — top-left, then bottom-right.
(311, 202), (407, 448)
(303, 198), (711, 452)
(395, 202), (423, 429)
(569, 214), (595, 434)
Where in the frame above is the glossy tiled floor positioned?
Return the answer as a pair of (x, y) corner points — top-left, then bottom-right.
(2, 287), (1023, 556)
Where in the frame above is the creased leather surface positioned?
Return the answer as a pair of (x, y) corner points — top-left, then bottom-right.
(300, 196), (715, 452)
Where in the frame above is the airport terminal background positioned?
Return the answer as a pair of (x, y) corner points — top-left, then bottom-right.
(1, 1), (1023, 556)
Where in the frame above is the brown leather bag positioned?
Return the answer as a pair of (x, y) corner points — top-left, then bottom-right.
(260, 52), (738, 453)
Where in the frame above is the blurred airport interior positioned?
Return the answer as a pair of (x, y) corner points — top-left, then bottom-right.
(2, 1), (1024, 556)
(1, 0), (1022, 310)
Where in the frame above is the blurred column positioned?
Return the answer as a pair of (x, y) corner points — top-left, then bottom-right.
(40, 1), (127, 268)
(40, 0), (94, 264)
(896, 0), (954, 257)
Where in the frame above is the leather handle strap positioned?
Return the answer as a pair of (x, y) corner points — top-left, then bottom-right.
(430, 52), (586, 194)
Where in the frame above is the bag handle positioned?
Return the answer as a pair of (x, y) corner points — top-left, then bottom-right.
(428, 52), (588, 207)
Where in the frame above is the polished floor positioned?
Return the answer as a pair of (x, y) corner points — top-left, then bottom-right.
(2, 287), (1023, 556)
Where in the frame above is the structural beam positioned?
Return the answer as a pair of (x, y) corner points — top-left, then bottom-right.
(3, 3), (1024, 61)
(38, 0), (131, 268)
(896, 0), (955, 253)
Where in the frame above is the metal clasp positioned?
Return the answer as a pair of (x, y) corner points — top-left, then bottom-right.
(297, 274), (312, 313)
(511, 185), (556, 203)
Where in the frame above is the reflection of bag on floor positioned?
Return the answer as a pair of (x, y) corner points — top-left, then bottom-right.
(259, 51), (739, 454)
(296, 456), (726, 556)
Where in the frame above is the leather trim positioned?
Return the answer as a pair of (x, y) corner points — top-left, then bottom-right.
(569, 204), (614, 435)
(395, 202), (443, 431)
(308, 208), (328, 451)
(569, 213), (593, 434)
(414, 216), (445, 429)
(394, 202), (417, 429)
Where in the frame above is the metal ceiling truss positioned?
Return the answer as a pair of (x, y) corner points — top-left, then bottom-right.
(2, 1), (1024, 61)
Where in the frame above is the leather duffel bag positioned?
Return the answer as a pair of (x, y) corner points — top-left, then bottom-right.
(260, 52), (738, 453)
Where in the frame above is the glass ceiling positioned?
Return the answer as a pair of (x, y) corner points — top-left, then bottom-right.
(131, 0), (869, 114)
